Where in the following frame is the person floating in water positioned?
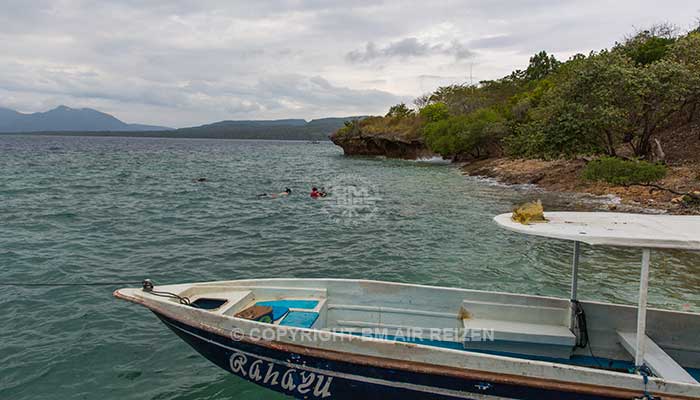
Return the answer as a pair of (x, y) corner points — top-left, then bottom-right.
(310, 187), (329, 198)
(258, 188), (292, 199)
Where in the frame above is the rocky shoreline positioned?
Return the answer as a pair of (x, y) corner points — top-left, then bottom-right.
(331, 129), (700, 214)
(460, 157), (700, 215)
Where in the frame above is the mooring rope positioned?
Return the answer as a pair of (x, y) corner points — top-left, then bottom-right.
(0, 282), (141, 287)
(147, 289), (193, 305)
(0, 279), (197, 305)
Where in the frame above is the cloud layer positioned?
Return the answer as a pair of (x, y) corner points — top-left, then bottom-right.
(346, 38), (474, 63)
(0, 0), (697, 127)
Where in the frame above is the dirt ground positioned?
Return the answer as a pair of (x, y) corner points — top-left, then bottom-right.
(461, 158), (700, 214)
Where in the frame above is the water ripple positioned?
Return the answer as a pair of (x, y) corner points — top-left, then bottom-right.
(1, 135), (699, 399)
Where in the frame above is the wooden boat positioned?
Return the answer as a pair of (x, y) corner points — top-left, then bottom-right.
(115, 212), (700, 399)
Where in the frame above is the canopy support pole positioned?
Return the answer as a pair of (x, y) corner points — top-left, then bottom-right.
(635, 249), (651, 367)
(569, 241), (581, 330)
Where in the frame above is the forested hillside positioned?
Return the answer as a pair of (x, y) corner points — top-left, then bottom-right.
(334, 24), (700, 163)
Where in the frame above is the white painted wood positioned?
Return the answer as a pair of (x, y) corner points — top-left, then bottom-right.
(461, 300), (568, 326)
(310, 298), (328, 330)
(494, 212), (700, 250)
(617, 331), (697, 384)
(328, 304), (457, 319)
(462, 318), (576, 346)
(184, 290), (253, 316)
(636, 249), (651, 366)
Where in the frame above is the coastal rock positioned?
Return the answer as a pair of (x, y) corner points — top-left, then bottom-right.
(329, 116), (435, 160)
(330, 134), (432, 159)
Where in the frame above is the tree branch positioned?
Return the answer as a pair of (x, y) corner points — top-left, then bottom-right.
(625, 183), (698, 197)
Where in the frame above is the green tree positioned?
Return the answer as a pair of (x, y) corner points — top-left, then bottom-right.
(424, 108), (506, 158)
(419, 102), (449, 123)
(669, 32), (700, 123)
(627, 58), (695, 156)
(523, 51), (561, 81)
(615, 25), (678, 65)
(429, 84), (488, 115)
(511, 49), (694, 158)
(385, 103), (414, 118)
(413, 93), (431, 110)
(515, 51), (638, 157)
(506, 51), (561, 83)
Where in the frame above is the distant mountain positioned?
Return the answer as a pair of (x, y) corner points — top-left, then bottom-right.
(21, 117), (366, 141)
(200, 119), (308, 127)
(0, 105), (367, 141)
(169, 117), (366, 141)
(0, 105), (171, 133)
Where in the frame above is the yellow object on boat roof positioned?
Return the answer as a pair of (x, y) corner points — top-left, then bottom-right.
(511, 200), (548, 225)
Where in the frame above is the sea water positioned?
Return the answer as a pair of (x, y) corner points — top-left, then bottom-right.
(1, 135), (698, 399)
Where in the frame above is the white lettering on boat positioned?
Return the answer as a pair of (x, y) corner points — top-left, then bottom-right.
(263, 362), (279, 385)
(228, 352), (333, 398)
(229, 353), (248, 376)
(249, 359), (263, 381)
(281, 368), (297, 391)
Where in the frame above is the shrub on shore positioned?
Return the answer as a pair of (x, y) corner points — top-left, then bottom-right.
(423, 108), (506, 158)
(582, 157), (667, 186)
(333, 113), (423, 141)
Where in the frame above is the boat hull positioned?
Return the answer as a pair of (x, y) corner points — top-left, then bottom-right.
(157, 313), (625, 400)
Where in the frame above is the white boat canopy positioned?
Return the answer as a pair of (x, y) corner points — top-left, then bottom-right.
(494, 212), (700, 251)
(494, 211), (700, 371)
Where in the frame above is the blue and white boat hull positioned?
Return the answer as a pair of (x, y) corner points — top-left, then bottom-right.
(115, 278), (700, 400)
(159, 313), (631, 400)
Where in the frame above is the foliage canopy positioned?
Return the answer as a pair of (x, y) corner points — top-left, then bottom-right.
(344, 24), (700, 163)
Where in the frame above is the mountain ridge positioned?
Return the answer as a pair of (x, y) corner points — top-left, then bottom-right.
(0, 105), (366, 141)
(0, 105), (171, 133)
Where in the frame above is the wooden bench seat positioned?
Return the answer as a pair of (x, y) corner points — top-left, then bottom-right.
(463, 318), (576, 347)
(460, 299), (575, 358)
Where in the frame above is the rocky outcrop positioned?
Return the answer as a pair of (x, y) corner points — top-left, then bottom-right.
(330, 134), (433, 159)
(329, 115), (437, 159)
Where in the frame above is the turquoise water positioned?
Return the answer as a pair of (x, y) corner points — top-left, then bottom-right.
(1, 135), (698, 400)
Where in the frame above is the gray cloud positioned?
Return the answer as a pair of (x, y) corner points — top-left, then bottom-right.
(469, 35), (521, 50)
(0, 0), (697, 127)
(346, 38), (475, 63)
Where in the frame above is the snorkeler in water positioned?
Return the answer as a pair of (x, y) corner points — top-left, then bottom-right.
(257, 188), (292, 199)
(310, 187), (328, 199)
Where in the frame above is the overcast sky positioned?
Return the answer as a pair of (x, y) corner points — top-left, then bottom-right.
(1, 1), (698, 127)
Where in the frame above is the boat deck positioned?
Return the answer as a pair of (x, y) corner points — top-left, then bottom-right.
(138, 279), (700, 387)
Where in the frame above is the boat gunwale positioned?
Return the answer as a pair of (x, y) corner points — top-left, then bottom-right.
(113, 282), (700, 399)
(141, 277), (700, 317)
